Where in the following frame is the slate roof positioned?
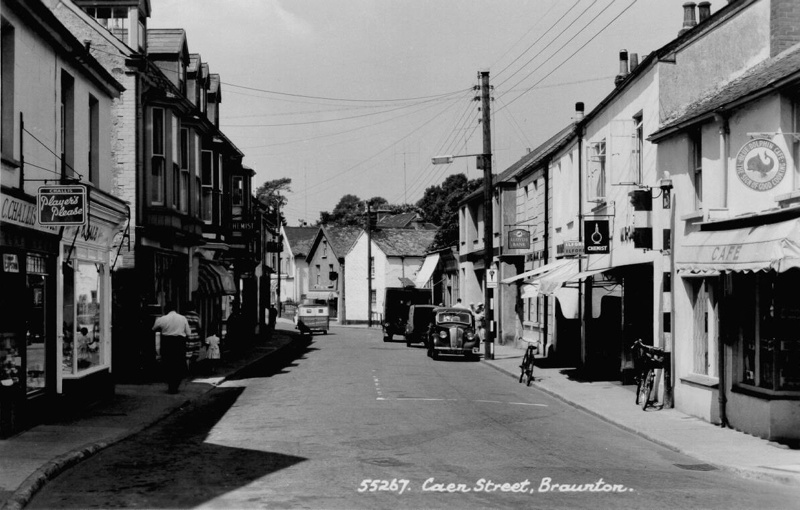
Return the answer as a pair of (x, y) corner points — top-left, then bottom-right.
(372, 228), (437, 257)
(146, 28), (187, 56)
(324, 226), (362, 259)
(188, 53), (201, 74)
(652, 43), (800, 139)
(283, 227), (318, 258)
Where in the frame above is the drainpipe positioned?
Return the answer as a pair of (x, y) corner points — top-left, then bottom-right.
(577, 119), (586, 367)
(713, 112), (730, 427)
(714, 113), (730, 209)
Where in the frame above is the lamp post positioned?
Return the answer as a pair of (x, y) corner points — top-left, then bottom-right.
(432, 70), (494, 360)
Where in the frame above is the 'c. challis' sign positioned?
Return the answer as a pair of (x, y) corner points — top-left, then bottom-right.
(37, 185), (87, 226)
(735, 138), (787, 192)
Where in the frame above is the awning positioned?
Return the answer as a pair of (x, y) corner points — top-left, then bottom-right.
(198, 261), (236, 295)
(677, 218), (800, 275)
(414, 253), (440, 288)
(500, 258), (574, 284)
(537, 262), (608, 295)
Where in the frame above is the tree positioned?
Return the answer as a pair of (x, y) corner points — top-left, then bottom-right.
(255, 177), (292, 225)
(318, 194), (366, 226)
(416, 173), (482, 250)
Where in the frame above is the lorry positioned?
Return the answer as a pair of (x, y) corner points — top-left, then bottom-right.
(382, 287), (432, 342)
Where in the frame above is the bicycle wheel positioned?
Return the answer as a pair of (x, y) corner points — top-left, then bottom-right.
(519, 351), (529, 383)
(634, 373), (644, 405)
(640, 369), (654, 410)
(525, 358), (534, 386)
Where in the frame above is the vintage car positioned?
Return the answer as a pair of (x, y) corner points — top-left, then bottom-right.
(427, 307), (480, 360)
(295, 303), (330, 335)
(404, 304), (437, 347)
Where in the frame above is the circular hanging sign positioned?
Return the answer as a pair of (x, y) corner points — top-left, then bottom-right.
(735, 138), (787, 191)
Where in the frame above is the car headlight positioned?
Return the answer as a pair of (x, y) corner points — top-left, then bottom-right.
(384, 322), (390, 328)
(465, 329), (476, 340)
(439, 331), (448, 339)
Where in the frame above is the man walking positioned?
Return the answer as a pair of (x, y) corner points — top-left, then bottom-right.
(152, 302), (191, 393)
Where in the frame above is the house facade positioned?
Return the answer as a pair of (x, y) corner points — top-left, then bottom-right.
(278, 226), (318, 307)
(344, 228), (436, 324)
(1, 0), (128, 436)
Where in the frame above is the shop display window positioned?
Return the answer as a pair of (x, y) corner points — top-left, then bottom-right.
(737, 271), (800, 391)
(62, 261), (104, 375)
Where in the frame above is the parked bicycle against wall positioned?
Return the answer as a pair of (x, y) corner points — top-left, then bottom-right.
(519, 341), (537, 386)
(632, 339), (666, 410)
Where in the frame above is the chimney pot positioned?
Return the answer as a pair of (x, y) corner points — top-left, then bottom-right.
(698, 1), (711, 22)
(575, 102), (585, 121)
(629, 53), (639, 70)
(615, 50), (629, 86)
(679, 2), (697, 36)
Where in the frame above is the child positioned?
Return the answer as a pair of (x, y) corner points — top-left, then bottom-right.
(205, 325), (221, 374)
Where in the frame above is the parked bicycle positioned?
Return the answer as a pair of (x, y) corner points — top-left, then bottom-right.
(519, 341), (536, 386)
(632, 339), (666, 410)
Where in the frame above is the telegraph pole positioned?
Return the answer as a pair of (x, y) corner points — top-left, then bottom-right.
(480, 70), (494, 360)
(275, 203), (281, 316)
(367, 203), (373, 327)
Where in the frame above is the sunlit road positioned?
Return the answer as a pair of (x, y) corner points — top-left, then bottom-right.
(30, 325), (799, 509)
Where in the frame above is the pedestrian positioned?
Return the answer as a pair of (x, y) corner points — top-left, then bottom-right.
(268, 305), (278, 333)
(454, 298), (470, 310)
(205, 323), (221, 374)
(152, 302), (191, 393)
(474, 303), (486, 341)
(184, 302), (203, 369)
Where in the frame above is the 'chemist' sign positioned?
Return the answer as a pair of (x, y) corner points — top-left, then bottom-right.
(37, 185), (87, 226)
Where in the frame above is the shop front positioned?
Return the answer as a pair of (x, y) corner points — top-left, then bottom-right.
(1, 189), (60, 437)
(58, 189), (128, 409)
(677, 212), (800, 442)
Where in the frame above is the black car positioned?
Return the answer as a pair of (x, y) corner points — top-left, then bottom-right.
(404, 304), (436, 347)
(427, 307), (480, 360)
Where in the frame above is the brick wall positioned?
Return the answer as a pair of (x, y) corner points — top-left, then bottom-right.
(771, 0), (800, 56)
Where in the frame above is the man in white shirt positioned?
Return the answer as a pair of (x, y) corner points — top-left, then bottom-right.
(152, 303), (191, 393)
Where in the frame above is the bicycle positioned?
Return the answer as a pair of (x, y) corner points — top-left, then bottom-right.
(632, 339), (666, 410)
(519, 342), (536, 386)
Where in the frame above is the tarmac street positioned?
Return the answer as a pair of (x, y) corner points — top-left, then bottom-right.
(17, 323), (800, 509)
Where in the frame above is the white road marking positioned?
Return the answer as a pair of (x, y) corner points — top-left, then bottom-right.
(378, 397), (547, 407)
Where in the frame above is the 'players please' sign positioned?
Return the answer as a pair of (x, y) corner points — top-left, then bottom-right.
(37, 185), (87, 226)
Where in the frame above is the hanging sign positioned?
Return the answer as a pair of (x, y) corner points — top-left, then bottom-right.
(507, 228), (531, 250)
(735, 138), (787, 191)
(584, 220), (610, 254)
(37, 185), (87, 226)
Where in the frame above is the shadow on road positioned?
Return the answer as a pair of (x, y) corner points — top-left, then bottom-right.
(227, 333), (316, 381)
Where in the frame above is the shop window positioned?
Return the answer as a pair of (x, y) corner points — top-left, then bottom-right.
(1, 19), (15, 159)
(62, 262), (103, 375)
(180, 128), (189, 213)
(88, 95), (99, 185)
(26, 255), (47, 393)
(690, 129), (702, 210)
(737, 271), (800, 391)
(691, 280), (710, 375)
(201, 150), (213, 222)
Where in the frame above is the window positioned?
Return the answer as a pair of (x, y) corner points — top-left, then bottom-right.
(88, 95), (99, 185)
(690, 129), (702, 210)
(179, 128), (189, 213)
(1, 20), (14, 158)
(232, 175), (243, 206)
(194, 133), (201, 217)
(370, 256), (375, 279)
(588, 139), (607, 202)
(150, 108), (165, 204)
(316, 265), (320, 286)
(217, 154), (223, 222)
(62, 261), (105, 375)
(201, 150), (213, 222)
(633, 112), (643, 184)
(371, 290), (377, 306)
(60, 71), (75, 179)
(692, 280), (710, 375)
(322, 240), (328, 258)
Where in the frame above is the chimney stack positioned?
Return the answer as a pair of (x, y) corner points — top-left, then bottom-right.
(679, 2), (697, 36)
(629, 53), (639, 71)
(698, 1), (711, 22)
(614, 50), (629, 87)
(575, 102), (585, 122)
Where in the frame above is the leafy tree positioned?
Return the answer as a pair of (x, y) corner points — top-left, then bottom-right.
(255, 177), (292, 225)
(318, 194), (366, 226)
(416, 173), (482, 249)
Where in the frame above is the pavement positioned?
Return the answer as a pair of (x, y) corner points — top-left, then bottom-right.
(1, 322), (799, 510)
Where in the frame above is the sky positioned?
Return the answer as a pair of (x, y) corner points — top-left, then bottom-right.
(149, 0), (704, 226)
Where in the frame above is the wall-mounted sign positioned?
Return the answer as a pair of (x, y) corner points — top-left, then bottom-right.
(557, 240), (584, 256)
(2, 254), (19, 273)
(1, 191), (58, 234)
(487, 264), (498, 289)
(735, 138), (787, 192)
(507, 228), (531, 250)
(37, 185), (87, 226)
(584, 220), (609, 254)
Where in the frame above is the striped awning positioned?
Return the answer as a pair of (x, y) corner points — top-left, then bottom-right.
(198, 261), (236, 295)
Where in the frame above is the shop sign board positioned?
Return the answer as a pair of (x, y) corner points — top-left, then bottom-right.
(487, 264), (498, 289)
(584, 220), (610, 254)
(735, 138), (787, 192)
(507, 228), (531, 250)
(1, 191), (59, 234)
(37, 185), (87, 226)
(557, 240), (584, 256)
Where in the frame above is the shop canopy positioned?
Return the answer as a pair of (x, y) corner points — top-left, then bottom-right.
(198, 261), (236, 295)
(676, 218), (800, 276)
(514, 260), (608, 296)
(500, 258), (574, 284)
(414, 253), (440, 288)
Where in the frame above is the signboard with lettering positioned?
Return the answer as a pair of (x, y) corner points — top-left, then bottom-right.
(735, 138), (787, 191)
(37, 185), (87, 226)
(584, 220), (610, 254)
(1, 191), (58, 234)
(507, 228), (531, 250)
(557, 240), (584, 256)
(487, 264), (498, 289)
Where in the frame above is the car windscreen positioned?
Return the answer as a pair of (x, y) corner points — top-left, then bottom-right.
(435, 312), (471, 325)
